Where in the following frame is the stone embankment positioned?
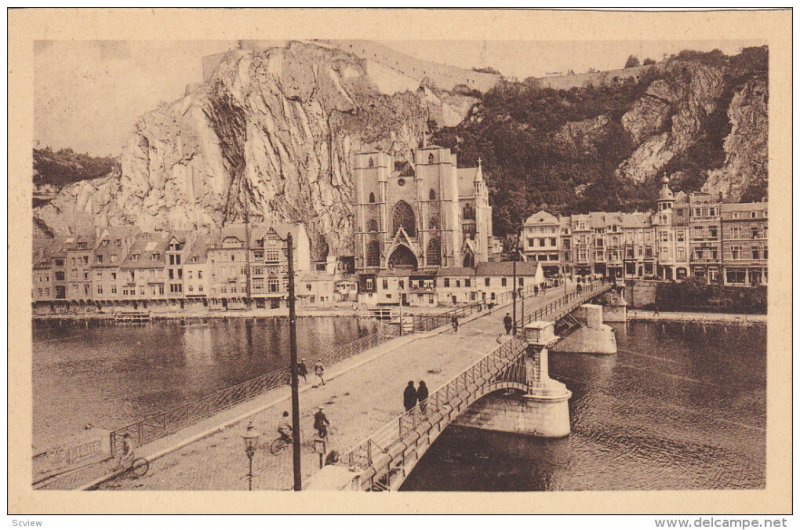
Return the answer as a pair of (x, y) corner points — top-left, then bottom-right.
(627, 309), (766, 324)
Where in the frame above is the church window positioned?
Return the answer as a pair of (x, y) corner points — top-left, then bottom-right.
(367, 219), (378, 232)
(429, 216), (439, 230)
(392, 201), (416, 237)
(429, 189), (436, 200)
(369, 192), (376, 203)
(368, 158), (374, 168)
(463, 203), (475, 221)
(428, 153), (434, 164)
(427, 238), (441, 266)
(367, 241), (381, 267)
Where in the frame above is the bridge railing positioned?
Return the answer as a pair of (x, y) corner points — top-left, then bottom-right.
(107, 323), (399, 457)
(338, 335), (529, 488)
(411, 283), (545, 333)
(513, 281), (611, 333)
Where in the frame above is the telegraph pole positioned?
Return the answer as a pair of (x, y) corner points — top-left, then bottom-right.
(244, 209), (252, 310)
(286, 233), (302, 490)
(512, 227), (521, 335)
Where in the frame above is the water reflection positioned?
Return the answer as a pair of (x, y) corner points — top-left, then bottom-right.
(32, 317), (377, 452)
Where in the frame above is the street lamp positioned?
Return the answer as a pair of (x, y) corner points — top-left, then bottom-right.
(242, 420), (261, 491)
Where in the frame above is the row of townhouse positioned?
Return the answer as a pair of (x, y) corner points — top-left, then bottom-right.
(521, 176), (768, 286)
(357, 261), (545, 308)
(31, 222), (343, 310)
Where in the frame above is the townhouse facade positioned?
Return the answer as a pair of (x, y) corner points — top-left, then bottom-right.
(356, 261), (545, 308)
(31, 222), (313, 311)
(521, 176), (768, 287)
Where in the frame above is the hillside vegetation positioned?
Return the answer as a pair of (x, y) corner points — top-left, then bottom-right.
(433, 46), (768, 236)
(34, 147), (118, 188)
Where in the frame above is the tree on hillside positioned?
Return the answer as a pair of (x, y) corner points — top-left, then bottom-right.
(624, 55), (640, 68)
(643, 57), (656, 65)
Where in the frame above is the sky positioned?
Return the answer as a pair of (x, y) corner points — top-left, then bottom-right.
(34, 39), (764, 157)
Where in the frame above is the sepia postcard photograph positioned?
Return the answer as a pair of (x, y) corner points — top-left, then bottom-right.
(7, 7), (792, 517)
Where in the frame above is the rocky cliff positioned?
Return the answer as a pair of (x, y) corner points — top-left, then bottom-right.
(34, 44), (768, 247)
(34, 41), (477, 258)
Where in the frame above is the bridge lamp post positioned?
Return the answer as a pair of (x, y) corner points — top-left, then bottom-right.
(242, 421), (261, 491)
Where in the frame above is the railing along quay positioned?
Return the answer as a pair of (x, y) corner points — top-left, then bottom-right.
(337, 336), (529, 491)
(108, 323), (399, 456)
(514, 282), (611, 334)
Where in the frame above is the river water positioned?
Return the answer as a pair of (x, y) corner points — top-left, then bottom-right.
(31, 317), (377, 452)
(402, 321), (766, 491)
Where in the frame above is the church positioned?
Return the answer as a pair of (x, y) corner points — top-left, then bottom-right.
(352, 144), (493, 298)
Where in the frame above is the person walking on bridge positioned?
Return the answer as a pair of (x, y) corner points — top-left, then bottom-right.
(313, 359), (326, 386)
(297, 358), (308, 384)
(417, 380), (429, 414)
(503, 312), (513, 335)
(403, 381), (418, 412)
(451, 314), (459, 333)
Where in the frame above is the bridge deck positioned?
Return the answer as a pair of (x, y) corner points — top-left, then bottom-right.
(94, 283), (607, 491)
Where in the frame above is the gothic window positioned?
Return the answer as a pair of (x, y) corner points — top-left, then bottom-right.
(367, 219), (378, 232)
(427, 238), (441, 266)
(369, 192), (376, 203)
(462, 203), (475, 221)
(392, 200), (416, 237)
(368, 158), (374, 168)
(429, 216), (439, 230)
(428, 153), (434, 164)
(429, 189), (437, 200)
(366, 241), (381, 267)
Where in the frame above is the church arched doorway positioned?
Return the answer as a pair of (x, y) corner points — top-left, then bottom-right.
(463, 251), (475, 268)
(388, 245), (418, 270)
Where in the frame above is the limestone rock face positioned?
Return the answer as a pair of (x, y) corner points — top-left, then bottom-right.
(702, 78), (768, 201)
(34, 42), (476, 258)
(616, 62), (727, 183)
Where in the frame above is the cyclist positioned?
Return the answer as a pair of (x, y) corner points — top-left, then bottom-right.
(116, 433), (135, 471)
(277, 411), (293, 443)
(314, 407), (330, 439)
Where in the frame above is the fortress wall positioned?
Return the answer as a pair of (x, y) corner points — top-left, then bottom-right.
(325, 40), (501, 92)
(529, 64), (661, 91)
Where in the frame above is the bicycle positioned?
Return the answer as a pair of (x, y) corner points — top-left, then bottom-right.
(269, 435), (293, 456)
(116, 456), (150, 477)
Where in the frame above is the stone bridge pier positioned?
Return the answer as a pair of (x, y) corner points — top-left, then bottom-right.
(551, 303), (617, 355)
(454, 322), (572, 438)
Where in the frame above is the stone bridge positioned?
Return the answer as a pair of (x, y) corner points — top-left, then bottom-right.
(307, 283), (615, 491)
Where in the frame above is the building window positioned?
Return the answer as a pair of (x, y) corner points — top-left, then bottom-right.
(111, 285), (117, 294)
(731, 246), (741, 259)
(501, 278), (507, 287)
(429, 216), (439, 230)
(751, 226), (760, 239)
(429, 189), (436, 200)
(484, 278), (490, 287)
(367, 241), (381, 267)
(709, 226), (718, 239)
(462, 203), (475, 221)
(368, 157), (374, 168)
(428, 153), (434, 164)
(369, 192), (376, 203)
(382, 279), (389, 290)
(426, 238), (441, 266)
(751, 247), (760, 259)
(465, 279), (471, 287)
(366, 279), (373, 290)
